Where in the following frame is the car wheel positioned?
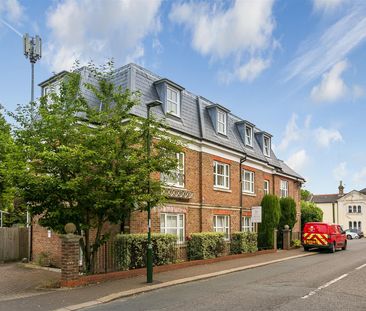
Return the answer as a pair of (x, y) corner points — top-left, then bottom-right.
(342, 240), (347, 250)
(347, 234), (352, 240)
(304, 246), (310, 252)
(329, 242), (336, 253)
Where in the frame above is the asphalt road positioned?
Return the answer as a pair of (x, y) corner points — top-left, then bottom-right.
(85, 239), (366, 311)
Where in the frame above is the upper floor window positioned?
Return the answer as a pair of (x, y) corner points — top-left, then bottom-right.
(264, 180), (269, 195)
(213, 215), (230, 240)
(280, 180), (288, 198)
(358, 205), (362, 213)
(263, 136), (271, 157)
(348, 205), (352, 213)
(213, 161), (230, 189)
(242, 170), (255, 194)
(160, 213), (185, 243)
(353, 205), (357, 213)
(217, 110), (227, 135)
(245, 126), (253, 146)
(167, 86), (180, 117)
(161, 152), (185, 187)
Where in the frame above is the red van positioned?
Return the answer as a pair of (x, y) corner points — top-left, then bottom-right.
(302, 222), (347, 253)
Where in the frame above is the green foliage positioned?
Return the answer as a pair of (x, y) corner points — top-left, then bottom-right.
(187, 232), (226, 260)
(279, 197), (297, 230)
(301, 201), (323, 229)
(114, 233), (177, 270)
(258, 194), (281, 249)
(230, 232), (258, 254)
(291, 239), (301, 248)
(11, 61), (182, 271)
(301, 189), (312, 201)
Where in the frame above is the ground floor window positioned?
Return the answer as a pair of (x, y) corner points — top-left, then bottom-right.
(349, 221), (362, 230)
(213, 215), (230, 240)
(242, 216), (254, 232)
(160, 213), (185, 243)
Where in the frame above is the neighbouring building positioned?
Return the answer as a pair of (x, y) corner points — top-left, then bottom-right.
(32, 63), (305, 266)
(313, 181), (366, 231)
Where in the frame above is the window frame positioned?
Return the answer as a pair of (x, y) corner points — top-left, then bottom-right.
(242, 216), (254, 232)
(263, 136), (271, 157)
(213, 161), (230, 189)
(160, 213), (185, 244)
(242, 169), (255, 194)
(213, 215), (230, 240)
(161, 152), (185, 188)
(166, 86), (180, 117)
(264, 180), (269, 195)
(348, 205), (352, 213)
(217, 109), (227, 135)
(245, 125), (253, 147)
(280, 180), (288, 198)
(358, 205), (362, 213)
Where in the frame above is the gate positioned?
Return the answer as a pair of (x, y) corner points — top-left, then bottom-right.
(0, 227), (29, 262)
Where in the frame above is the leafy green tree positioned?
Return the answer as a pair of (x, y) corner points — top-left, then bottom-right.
(278, 197), (297, 230)
(301, 189), (312, 201)
(301, 201), (323, 229)
(258, 194), (281, 249)
(12, 62), (182, 271)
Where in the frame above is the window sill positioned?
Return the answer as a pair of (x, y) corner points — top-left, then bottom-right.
(243, 192), (256, 197)
(213, 187), (232, 193)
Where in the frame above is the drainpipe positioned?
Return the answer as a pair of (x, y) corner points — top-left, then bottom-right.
(239, 156), (247, 231)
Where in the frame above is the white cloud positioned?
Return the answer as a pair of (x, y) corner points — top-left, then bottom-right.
(0, 0), (23, 23)
(313, 0), (345, 14)
(286, 149), (308, 172)
(285, 4), (366, 85)
(170, 0), (276, 82)
(333, 162), (348, 181)
(353, 167), (366, 186)
(277, 114), (301, 151)
(314, 127), (343, 147)
(310, 60), (348, 102)
(44, 0), (162, 72)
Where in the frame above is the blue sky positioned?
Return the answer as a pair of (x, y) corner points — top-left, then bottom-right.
(1, 0), (366, 195)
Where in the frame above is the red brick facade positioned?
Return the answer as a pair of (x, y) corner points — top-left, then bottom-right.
(129, 147), (302, 239)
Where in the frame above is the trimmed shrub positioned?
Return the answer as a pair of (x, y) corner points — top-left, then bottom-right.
(114, 233), (177, 270)
(258, 194), (281, 249)
(230, 232), (258, 254)
(279, 197), (297, 230)
(301, 201), (323, 230)
(187, 232), (226, 260)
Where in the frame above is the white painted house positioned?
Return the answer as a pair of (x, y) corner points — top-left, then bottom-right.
(313, 182), (366, 231)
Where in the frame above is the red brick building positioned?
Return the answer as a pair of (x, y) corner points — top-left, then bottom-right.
(33, 64), (304, 265)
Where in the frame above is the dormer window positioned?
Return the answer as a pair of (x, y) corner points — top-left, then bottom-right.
(167, 86), (180, 117)
(217, 109), (227, 135)
(263, 136), (271, 157)
(245, 125), (253, 146)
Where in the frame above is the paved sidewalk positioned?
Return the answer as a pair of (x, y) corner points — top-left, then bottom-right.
(0, 248), (314, 311)
(0, 263), (60, 302)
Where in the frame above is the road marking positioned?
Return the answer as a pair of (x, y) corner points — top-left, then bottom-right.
(301, 274), (348, 299)
(355, 263), (366, 270)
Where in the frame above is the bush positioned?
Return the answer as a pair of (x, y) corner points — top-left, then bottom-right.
(291, 239), (301, 248)
(258, 194), (281, 249)
(230, 232), (258, 254)
(301, 201), (323, 229)
(114, 233), (177, 270)
(279, 197), (297, 230)
(187, 232), (226, 260)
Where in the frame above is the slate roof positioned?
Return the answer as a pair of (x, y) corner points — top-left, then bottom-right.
(312, 194), (341, 204)
(360, 188), (366, 195)
(38, 63), (305, 182)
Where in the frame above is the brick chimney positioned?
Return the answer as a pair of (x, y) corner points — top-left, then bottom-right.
(338, 181), (344, 196)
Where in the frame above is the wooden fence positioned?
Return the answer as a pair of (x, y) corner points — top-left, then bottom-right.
(0, 227), (29, 262)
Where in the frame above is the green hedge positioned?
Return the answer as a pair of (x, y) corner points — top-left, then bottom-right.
(187, 232), (226, 260)
(230, 232), (258, 254)
(114, 233), (177, 270)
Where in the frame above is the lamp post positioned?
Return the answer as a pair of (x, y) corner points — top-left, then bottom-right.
(0, 210), (10, 228)
(146, 100), (162, 283)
